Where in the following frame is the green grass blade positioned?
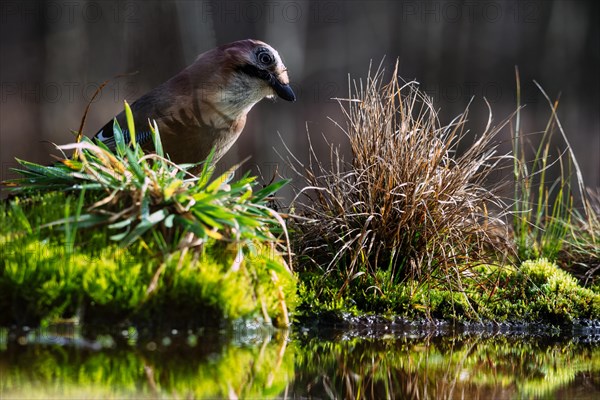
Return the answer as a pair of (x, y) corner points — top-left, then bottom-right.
(124, 147), (145, 182)
(254, 179), (290, 202)
(113, 119), (127, 157)
(149, 119), (164, 158)
(124, 100), (136, 147)
(9, 201), (33, 234)
(119, 209), (168, 247)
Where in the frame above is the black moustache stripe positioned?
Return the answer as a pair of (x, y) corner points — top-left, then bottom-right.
(238, 64), (272, 81)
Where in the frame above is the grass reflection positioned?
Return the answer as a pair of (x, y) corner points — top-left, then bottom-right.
(292, 333), (600, 399)
(1, 327), (599, 399)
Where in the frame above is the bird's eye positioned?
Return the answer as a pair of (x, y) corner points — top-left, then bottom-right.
(257, 50), (274, 65)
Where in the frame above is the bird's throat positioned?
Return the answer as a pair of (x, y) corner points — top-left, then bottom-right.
(202, 73), (268, 126)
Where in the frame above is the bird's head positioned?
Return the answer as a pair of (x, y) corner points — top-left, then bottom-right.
(219, 39), (296, 103)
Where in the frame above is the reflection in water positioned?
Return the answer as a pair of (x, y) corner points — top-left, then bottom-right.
(1, 325), (599, 399)
(0, 325), (294, 399)
(293, 331), (600, 399)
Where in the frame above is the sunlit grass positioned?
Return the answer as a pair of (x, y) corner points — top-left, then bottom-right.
(2, 69), (598, 326)
(512, 69), (573, 261)
(512, 68), (599, 284)
(7, 102), (291, 259)
(1, 102), (296, 327)
(286, 61), (511, 313)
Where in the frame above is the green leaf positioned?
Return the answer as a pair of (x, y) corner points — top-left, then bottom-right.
(109, 229), (130, 241)
(108, 218), (135, 230)
(113, 119), (127, 157)
(125, 146), (145, 182)
(42, 213), (110, 230)
(9, 168), (47, 179)
(70, 183), (104, 191)
(163, 179), (182, 200)
(206, 170), (233, 193)
(9, 201), (33, 234)
(94, 138), (113, 153)
(254, 179), (290, 202)
(149, 119), (164, 158)
(140, 194), (150, 219)
(192, 208), (225, 230)
(173, 215), (207, 238)
(13, 160), (75, 183)
(190, 191), (223, 203)
(265, 259), (293, 277)
(195, 149), (217, 188)
(119, 209), (168, 247)
(235, 215), (262, 228)
(124, 100), (136, 147)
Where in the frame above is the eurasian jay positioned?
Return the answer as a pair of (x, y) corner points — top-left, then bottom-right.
(94, 39), (295, 165)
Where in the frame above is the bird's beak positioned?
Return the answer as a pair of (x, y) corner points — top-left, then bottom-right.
(269, 75), (296, 102)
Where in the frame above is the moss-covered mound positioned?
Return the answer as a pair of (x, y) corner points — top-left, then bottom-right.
(0, 192), (297, 328)
(471, 259), (600, 322)
(297, 258), (600, 323)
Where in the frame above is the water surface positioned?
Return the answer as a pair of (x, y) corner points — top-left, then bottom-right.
(1, 324), (599, 399)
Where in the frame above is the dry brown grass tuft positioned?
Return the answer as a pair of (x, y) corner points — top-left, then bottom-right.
(287, 61), (512, 294)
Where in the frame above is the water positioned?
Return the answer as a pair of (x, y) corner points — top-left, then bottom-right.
(1, 324), (599, 399)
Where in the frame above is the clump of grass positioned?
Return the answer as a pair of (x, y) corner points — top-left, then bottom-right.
(512, 68), (599, 279)
(2, 102), (295, 327)
(6, 102), (290, 261)
(512, 70), (573, 261)
(286, 61), (511, 301)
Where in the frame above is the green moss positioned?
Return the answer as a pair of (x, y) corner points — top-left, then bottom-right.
(296, 258), (600, 323)
(146, 244), (297, 327)
(0, 192), (296, 327)
(495, 258), (599, 321)
(2, 190), (596, 326)
(456, 259), (600, 322)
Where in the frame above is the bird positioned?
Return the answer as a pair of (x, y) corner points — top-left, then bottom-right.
(93, 39), (295, 166)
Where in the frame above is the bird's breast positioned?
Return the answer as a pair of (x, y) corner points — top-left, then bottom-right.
(157, 112), (246, 165)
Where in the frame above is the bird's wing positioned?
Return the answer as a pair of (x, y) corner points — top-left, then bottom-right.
(94, 120), (154, 151)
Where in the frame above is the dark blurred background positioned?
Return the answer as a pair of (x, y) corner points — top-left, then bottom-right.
(1, 0), (598, 200)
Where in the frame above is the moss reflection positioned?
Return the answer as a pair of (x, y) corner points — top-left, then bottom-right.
(293, 334), (600, 399)
(1, 328), (598, 399)
(0, 328), (294, 399)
